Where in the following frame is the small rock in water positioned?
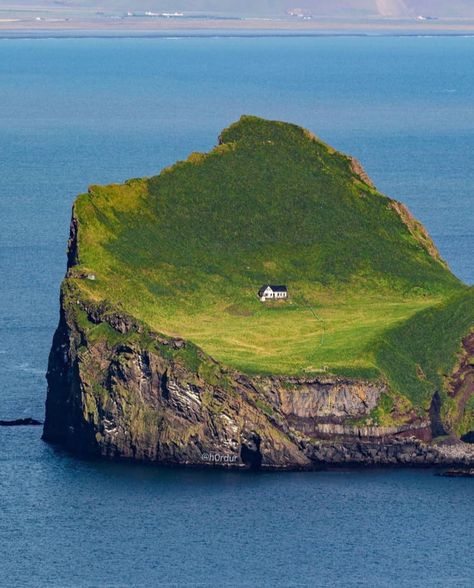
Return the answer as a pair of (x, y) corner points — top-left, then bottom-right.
(438, 469), (474, 478)
(0, 418), (43, 427)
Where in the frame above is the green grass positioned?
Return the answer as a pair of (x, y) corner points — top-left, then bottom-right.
(375, 288), (474, 407)
(68, 115), (473, 407)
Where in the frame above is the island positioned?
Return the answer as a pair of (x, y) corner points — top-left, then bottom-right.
(43, 116), (474, 469)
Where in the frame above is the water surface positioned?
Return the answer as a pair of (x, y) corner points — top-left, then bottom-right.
(0, 36), (473, 586)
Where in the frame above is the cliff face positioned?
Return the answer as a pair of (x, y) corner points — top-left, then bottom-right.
(44, 286), (310, 469)
(43, 283), (474, 469)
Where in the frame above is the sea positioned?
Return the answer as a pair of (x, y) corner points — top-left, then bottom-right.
(0, 35), (473, 587)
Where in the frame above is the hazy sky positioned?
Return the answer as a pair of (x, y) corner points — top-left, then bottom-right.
(4, 1), (474, 18)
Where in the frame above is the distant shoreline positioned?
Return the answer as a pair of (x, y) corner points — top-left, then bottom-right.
(2, 29), (474, 40)
(2, 17), (474, 38)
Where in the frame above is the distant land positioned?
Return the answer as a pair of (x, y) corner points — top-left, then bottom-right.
(5, 1), (474, 18)
(3, 0), (474, 35)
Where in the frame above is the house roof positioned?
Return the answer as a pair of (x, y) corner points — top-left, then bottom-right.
(258, 284), (288, 296)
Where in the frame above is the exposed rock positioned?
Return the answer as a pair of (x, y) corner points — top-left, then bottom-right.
(43, 291), (311, 469)
(348, 156), (375, 189)
(66, 211), (79, 269)
(390, 199), (447, 266)
(448, 331), (474, 440)
(0, 418), (42, 427)
(43, 290), (474, 470)
(304, 438), (474, 467)
(439, 469), (474, 478)
(461, 431), (474, 443)
(429, 391), (448, 438)
(262, 376), (385, 428)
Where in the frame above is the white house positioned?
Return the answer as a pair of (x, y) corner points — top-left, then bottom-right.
(258, 285), (288, 302)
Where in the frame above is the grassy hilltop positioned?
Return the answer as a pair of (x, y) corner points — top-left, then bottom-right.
(69, 116), (474, 414)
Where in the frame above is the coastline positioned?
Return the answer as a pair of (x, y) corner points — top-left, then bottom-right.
(2, 17), (474, 38)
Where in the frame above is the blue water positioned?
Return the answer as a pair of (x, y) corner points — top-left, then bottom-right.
(0, 36), (473, 586)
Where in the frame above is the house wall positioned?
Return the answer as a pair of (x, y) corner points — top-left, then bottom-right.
(261, 289), (288, 300)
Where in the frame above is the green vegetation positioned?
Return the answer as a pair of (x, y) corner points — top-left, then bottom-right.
(68, 115), (473, 406)
(375, 288), (474, 407)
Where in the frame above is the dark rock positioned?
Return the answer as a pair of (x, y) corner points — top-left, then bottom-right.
(439, 469), (474, 478)
(429, 391), (447, 438)
(240, 431), (263, 469)
(0, 418), (42, 427)
(461, 431), (474, 443)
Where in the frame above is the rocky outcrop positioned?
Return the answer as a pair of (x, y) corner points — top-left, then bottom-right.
(262, 377), (385, 430)
(390, 199), (447, 267)
(303, 437), (474, 466)
(440, 469), (474, 478)
(43, 286), (312, 469)
(43, 283), (474, 470)
(0, 418), (42, 427)
(348, 156), (376, 189)
(449, 331), (474, 441)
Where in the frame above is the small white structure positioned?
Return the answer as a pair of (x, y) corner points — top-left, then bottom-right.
(258, 285), (288, 302)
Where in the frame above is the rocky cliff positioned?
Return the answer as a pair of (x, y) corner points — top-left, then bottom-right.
(43, 279), (474, 469)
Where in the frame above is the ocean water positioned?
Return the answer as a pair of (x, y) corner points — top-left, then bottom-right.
(0, 36), (473, 586)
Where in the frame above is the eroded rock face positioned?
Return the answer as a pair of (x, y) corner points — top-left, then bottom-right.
(43, 290), (474, 470)
(43, 292), (311, 469)
(303, 438), (474, 466)
(449, 332), (474, 442)
(264, 377), (385, 426)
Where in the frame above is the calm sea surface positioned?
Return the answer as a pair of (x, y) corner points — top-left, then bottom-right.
(0, 36), (473, 586)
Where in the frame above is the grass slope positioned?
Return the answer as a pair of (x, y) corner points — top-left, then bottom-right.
(70, 116), (473, 407)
